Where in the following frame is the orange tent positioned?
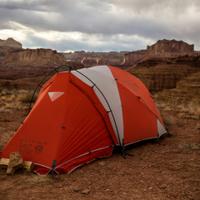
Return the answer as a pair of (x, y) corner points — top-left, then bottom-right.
(2, 65), (167, 174)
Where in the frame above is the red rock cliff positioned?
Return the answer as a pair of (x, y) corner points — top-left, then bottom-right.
(147, 39), (194, 57)
(0, 38), (22, 49)
(125, 39), (197, 66)
(2, 48), (65, 67)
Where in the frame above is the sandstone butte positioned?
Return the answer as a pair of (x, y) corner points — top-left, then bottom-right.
(0, 38), (22, 49)
(0, 38), (66, 80)
(124, 39), (200, 66)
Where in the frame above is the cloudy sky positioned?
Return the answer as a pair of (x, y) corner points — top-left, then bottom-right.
(0, 0), (200, 51)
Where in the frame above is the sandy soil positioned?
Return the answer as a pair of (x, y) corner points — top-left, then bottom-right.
(0, 100), (200, 200)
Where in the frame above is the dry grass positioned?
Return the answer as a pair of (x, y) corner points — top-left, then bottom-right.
(154, 71), (200, 121)
(0, 89), (32, 112)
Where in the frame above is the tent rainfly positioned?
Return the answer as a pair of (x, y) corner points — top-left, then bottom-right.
(1, 65), (167, 174)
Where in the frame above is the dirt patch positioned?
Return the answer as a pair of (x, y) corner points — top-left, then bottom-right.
(0, 117), (199, 200)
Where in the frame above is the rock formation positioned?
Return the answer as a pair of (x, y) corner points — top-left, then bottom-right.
(0, 38), (22, 49)
(147, 39), (194, 56)
(0, 38), (22, 62)
(0, 38), (66, 80)
(125, 39), (199, 66)
(124, 50), (146, 67)
(128, 55), (200, 92)
(154, 71), (200, 119)
(2, 48), (65, 67)
(64, 51), (125, 67)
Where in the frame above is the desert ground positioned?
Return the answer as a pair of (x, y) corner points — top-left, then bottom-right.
(0, 72), (199, 200)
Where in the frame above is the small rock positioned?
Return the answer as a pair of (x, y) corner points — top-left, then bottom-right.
(159, 184), (167, 189)
(190, 143), (200, 150)
(81, 188), (91, 195)
(148, 187), (153, 190)
(98, 161), (105, 166)
(70, 185), (81, 192)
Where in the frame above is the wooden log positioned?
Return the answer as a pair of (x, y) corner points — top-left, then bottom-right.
(0, 153), (34, 174)
(24, 161), (34, 172)
(0, 158), (9, 165)
(0, 158), (9, 171)
(6, 152), (23, 175)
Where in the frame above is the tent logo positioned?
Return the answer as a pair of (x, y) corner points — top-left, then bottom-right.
(48, 92), (64, 102)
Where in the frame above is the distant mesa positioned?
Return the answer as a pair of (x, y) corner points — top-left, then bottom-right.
(0, 38), (66, 79)
(64, 51), (125, 67)
(124, 39), (199, 66)
(0, 37), (199, 72)
(2, 48), (66, 68)
(0, 38), (22, 49)
(64, 39), (199, 67)
(147, 39), (194, 56)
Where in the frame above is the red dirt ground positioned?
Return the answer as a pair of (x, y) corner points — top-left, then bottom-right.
(0, 106), (200, 200)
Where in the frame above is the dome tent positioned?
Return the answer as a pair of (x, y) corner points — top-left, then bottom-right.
(1, 65), (167, 174)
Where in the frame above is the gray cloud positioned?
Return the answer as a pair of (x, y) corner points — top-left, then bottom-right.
(0, 0), (200, 51)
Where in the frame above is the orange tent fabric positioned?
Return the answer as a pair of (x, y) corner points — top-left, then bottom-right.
(2, 65), (166, 174)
